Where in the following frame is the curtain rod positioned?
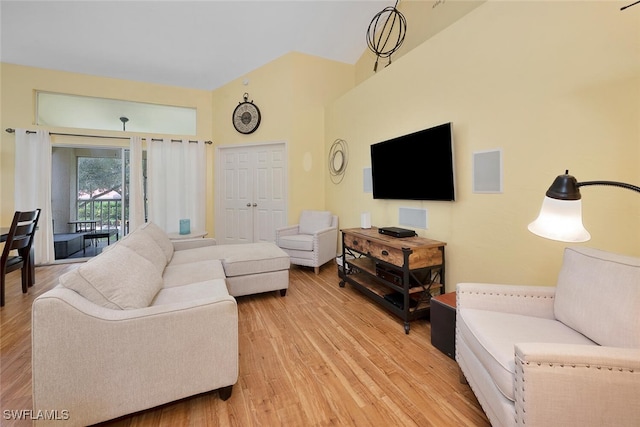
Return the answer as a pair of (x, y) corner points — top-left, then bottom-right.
(5, 128), (213, 144)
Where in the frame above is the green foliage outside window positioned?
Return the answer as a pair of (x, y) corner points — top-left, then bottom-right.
(77, 157), (125, 228)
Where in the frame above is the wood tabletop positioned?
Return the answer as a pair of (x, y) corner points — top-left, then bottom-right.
(432, 292), (456, 308)
(341, 227), (446, 250)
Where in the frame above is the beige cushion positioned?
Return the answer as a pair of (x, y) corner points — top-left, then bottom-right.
(141, 222), (174, 263)
(59, 245), (163, 310)
(298, 210), (332, 235)
(151, 279), (230, 306)
(554, 246), (640, 348)
(162, 260), (227, 288)
(219, 243), (290, 277)
(118, 228), (167, 274)
(277, 234), (314, 251)
(169, 242), (290, 277)
(169, 245), (227, 265)
(458, 308), (596, 402)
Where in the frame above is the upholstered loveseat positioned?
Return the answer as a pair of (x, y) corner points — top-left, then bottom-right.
(32, 222), (289, 426)
(456, 246), (640, 427)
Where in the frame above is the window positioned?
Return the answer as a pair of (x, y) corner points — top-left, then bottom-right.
(37, 92), (196, 135)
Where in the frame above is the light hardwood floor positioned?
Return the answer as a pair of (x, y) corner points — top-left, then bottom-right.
(0, 262), (489, 427)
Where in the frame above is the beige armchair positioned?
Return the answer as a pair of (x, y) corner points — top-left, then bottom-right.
(276, 210), (338, 274)
(456, 247), (640, 427)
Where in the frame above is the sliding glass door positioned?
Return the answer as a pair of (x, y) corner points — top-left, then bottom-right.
(52, 145), (144, 260)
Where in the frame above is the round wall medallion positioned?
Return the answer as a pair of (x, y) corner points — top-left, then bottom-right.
(328, 139), (349, 184)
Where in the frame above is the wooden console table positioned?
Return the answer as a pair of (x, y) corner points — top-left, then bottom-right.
(338, 227), (446, 334)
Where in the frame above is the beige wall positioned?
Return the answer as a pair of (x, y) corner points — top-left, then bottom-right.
(326, 1), (640, 290)
(1, 52), (354, 236)
(211, 52), (354, 225)
(355, 0), (485, 85)
(0, 63), (214, 231)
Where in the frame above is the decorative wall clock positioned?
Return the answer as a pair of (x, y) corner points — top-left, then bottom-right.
(232, 93), (261, 134)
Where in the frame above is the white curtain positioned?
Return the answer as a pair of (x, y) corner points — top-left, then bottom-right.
(146, 138), (205, 233)
(128, 136), (145, 233)
(14, 129), (55, 265)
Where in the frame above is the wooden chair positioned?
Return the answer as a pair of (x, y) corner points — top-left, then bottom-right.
(1, 209), (41, 307)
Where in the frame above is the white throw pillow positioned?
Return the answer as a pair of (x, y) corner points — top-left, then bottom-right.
(118, 228), (167, 274)
(141, 222), (174, 262)
(60, 245), (163, 310)
(298, 210), (333, 235)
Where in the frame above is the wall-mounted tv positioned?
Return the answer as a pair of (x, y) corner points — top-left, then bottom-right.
(370, 122), (455, 201)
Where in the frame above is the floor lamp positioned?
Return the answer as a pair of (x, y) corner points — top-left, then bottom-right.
(528, 170), (640, 242)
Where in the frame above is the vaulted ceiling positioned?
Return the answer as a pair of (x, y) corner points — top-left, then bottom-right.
(1, 1), (390, 90)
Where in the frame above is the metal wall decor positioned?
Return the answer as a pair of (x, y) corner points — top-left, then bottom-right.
(366, 0), (407, 72)
(328, 139), (349, 184)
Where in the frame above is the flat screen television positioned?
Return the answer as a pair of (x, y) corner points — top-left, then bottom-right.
(370, 122), (455, 201)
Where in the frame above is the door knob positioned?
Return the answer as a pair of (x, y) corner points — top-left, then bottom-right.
(252, 203), (257, 207)
(246, 203), (251, 207)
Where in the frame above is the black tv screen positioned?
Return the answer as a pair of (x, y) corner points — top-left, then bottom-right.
(370, 122), (455, 201)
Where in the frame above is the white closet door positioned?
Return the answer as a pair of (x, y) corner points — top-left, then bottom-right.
(253, 144), (287, 242)
(216, 142), (287, 245)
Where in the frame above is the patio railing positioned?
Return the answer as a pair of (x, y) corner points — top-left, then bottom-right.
(76, 199), (124, 232)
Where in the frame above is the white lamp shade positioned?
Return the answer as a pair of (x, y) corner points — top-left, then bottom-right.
(528, 196), (591, 242)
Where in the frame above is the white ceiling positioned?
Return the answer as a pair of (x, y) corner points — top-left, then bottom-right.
(1, 0), (390, 91)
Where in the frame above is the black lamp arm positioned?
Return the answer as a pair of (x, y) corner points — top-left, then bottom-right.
(577, 181), (640, 194)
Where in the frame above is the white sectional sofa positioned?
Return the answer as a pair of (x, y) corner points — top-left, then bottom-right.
(32, 222), (290, 426)
(456, 246), (640, 427)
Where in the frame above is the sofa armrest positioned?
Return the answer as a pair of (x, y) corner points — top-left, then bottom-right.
(457, 283), (556, 319)
(32, 287), (238, 426)
(314, 226), (338, 259)
(312, 226), (337, 237)
(514, 343), (640, 426)
(172, 237), (217, 251)
(313, 226), (338, 247)
(275, 224), (300, 238)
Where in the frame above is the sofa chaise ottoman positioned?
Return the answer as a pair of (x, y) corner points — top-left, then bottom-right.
(169, 239), (290, 297)
(32, 222), (290, 426)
